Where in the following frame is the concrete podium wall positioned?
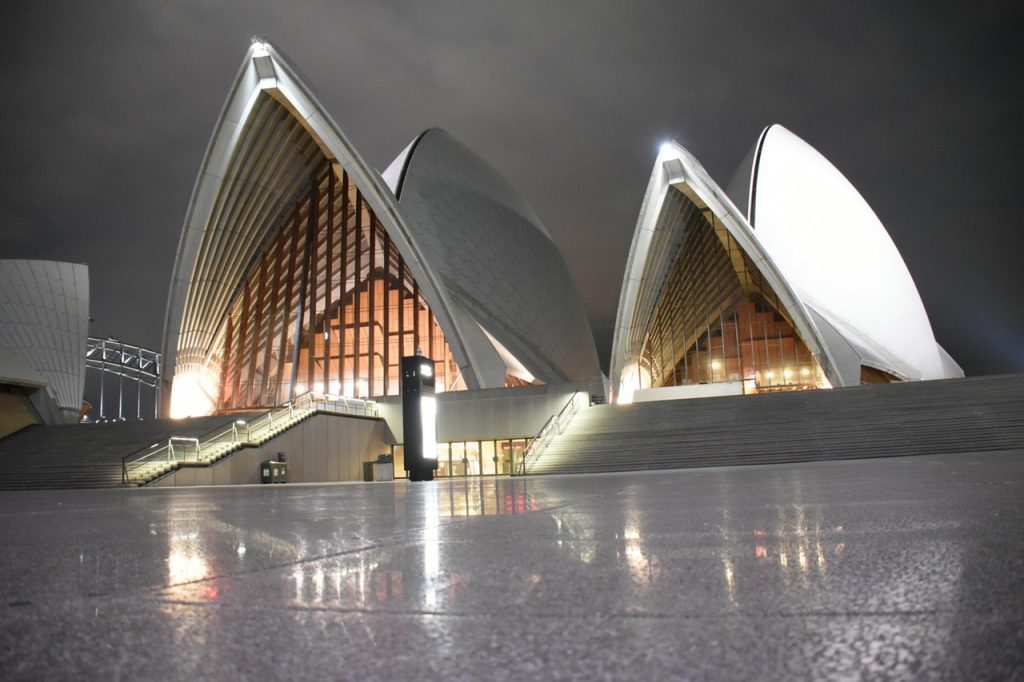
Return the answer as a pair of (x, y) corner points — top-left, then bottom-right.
(151, 413), (394, 487)
(633, 382), (744, 402)
(375, 382), (588, 444)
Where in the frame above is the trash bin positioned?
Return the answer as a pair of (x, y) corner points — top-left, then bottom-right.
(362, 461), (374, 482)
(272, 461), (288, 483)
(373, 453), (394, 482)
(261, 459), (288, 484)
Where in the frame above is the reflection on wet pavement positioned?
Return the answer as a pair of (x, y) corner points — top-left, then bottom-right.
(2, 451), (1023, 679)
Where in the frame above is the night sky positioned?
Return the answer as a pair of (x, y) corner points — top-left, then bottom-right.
(2, 2), (1022, 376)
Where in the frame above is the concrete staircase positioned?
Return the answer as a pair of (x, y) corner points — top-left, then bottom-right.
(121, 403), (318, 486)
(0, 393), (381, 489)
(526, 374), (1024, 475)
(0, 414), (260, 490)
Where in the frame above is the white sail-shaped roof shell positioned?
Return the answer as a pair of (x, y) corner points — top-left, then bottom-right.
(163, 41), (600, 415)
(162, 41), (472, 414)
(0, 260), (89, 423)
(610, 142), (840, 400)
(383, 129), (601, 386)
(729, 125), (961, 383)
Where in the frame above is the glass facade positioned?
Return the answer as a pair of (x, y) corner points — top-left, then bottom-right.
(392, 438), (532, 478)
(638, 187), (827, 394)
(214, 159), (462, 410)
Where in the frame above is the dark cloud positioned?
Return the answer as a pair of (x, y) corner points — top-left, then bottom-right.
(1, 1), (1021, 375)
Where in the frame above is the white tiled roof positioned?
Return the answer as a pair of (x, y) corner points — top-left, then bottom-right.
(0, 260), (89, 416)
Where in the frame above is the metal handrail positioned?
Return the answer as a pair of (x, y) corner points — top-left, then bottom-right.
(121, 392), (380, 485)
(304, 392), (378, 418)
(168, 437), (200, 462)
(517, 391), (587, 476)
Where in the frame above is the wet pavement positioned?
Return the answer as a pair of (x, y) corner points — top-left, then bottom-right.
(1, 450), (1023, 680)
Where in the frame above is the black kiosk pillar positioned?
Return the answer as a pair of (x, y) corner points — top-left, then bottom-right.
(402, 354), (437, 481)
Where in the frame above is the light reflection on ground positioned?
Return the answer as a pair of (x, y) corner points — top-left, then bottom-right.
(8, 452), (1018, 678)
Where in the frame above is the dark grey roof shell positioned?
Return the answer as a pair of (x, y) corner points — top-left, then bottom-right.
(390, 129), (601, 385)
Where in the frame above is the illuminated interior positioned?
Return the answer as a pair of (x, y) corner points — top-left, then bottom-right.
(210, 99), (461, 410)
(637, 185), (828, 394)
(860, 365), (901, 384)
(392, 437), (534, 478)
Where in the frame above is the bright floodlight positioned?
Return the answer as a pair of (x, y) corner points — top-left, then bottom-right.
(169, 371), (215, 419)
(250, 37), (271, 57)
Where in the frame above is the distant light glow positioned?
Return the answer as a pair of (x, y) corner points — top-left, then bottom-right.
(618, 360), (650, 404)
(250, 39), (271, 57)
(420, 363), (433, 378)
(168, 550), (208, 584)
(723, 559), (736, 599)
(169, 370), (216, 419)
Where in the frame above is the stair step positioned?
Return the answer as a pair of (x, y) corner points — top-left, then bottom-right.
(527, 375), (1024, 475)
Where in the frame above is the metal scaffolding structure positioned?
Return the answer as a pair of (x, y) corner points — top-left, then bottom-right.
(84, 337), (161, 421)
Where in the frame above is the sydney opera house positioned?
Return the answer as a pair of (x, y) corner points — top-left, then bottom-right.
(157, 39), (960, 421)
(0, 38), (965, 477)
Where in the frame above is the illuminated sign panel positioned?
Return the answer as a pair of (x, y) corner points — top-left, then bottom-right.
(420, 395), (437, 461)
(402, 355), (437, 481)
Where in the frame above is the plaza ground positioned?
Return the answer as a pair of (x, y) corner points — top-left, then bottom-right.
(2, 450), (1022, 679)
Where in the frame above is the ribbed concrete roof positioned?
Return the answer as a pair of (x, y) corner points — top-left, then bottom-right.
(387, 129), (601, 385)
(0, 260), (89, 421)
(162, 41), (473, 409)
(172, 93), (324, 375)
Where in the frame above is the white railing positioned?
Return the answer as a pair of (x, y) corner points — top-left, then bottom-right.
(517, 391), (588, 475)
(122, 392), (379, 485)
(294, 392), (379, 418)
(167, 437), (200, 463)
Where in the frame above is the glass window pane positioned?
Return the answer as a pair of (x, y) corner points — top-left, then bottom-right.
(465, 441), (481, 476)
(393, 445), (405, 478)
(435, 443), (450, 477)
(510, 439), (526, 473)
(208, 128), (464, 411)
(498, 440), (512, 475)
(481, 441), (496, 476)
(451, 442), (466, 476)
